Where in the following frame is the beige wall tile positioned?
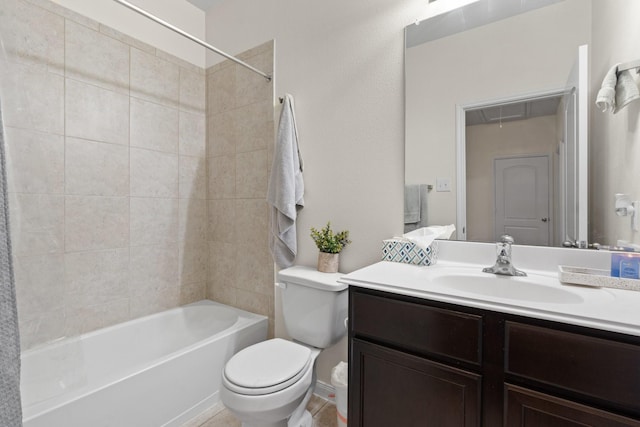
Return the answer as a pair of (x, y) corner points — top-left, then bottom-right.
(65, 79), (129, 145)
(65, 137), (130, 196)
(235, 40), (274, 61)
(27, 0), (100, 31)
(0, 62), (64, 134)
(9, 193), (64, 256)
(14, 254), (65, 316)
(5, 127), (64, 194)
(64, 298), (130, 337)
(65, 20), (129, 93)
(179, 241), (208, 285)
(130, 97), (179, 153)
(0, 0), (64, 73)
(180, 68), (206, 114)
(130, 148), (179, 198)
(179, 198), (207, 244)
(208, 199), (236, 244)
(205, 43), (274, 318)
(130, 48), (180, 107)
(64, 248), (130, 299)
(5, 0), (227, 349)
(236, 149), (268, 199)
(156, 50), (202, 74)
(130, 197), (179, 246)
(129, 288), (180, 318)
(180, 281), (206, 305)
(234, 289), (270, 318)
(208, 111), (236, 156)
(179, 111), (206, 157)
(235, 51), (273, 108)
(99, 24), (155, 55)
(235, 101), (273, 153)
(19, 309), (66, 350)
(235, 242), (273, 296)
(179, 155), (207, 199)
(65, 196), (129, 252)
(207, 65), (236, 115)
(208, 242), (236, 288)
(208, 280), (237, 307)
(129, 243), (179, 294)
(235, 199), (269, 243)
(207, 155), (235, 200)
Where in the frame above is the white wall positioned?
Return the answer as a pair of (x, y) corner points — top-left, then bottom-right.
(205, 0), (424, 384)
(590, 0), (640, 246)
(50, 0), (206, 67)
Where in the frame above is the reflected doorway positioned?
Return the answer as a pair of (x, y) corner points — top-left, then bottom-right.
(457, 90), (568, 246)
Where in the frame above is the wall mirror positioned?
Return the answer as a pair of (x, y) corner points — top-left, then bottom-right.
(405, 0), (639, 248)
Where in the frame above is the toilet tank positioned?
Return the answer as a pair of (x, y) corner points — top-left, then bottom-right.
(277, 266), (348, 348)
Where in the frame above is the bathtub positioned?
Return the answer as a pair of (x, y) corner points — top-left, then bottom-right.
(20, 300), (268, 427)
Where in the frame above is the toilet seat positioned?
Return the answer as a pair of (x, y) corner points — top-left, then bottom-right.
(223, 339), (313, 396)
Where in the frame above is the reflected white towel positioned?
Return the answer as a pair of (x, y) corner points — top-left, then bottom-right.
(404, 184), (421, 224)
(267, 94), (304, 268)
(596, 64), (640, 114)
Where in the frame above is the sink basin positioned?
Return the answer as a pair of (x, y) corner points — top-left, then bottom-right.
(430, 272), (584, 304)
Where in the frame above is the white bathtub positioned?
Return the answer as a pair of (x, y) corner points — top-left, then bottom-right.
(20, 300), (268, 427)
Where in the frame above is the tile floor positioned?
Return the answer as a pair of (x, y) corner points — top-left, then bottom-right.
(185, 395), (337, 427)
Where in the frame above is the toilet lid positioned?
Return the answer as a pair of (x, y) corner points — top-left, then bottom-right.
(224, 338), (312, 394)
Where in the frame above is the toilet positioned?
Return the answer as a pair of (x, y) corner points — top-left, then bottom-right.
(220, 266), (348, 427)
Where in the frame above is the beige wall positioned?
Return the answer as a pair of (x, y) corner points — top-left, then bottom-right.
(465, 116), (559, 242)
(1, 0), (207, 349)
(406, 0), (591, 228)
(205, 42), (276, 336)
(590, 0), (640, 246)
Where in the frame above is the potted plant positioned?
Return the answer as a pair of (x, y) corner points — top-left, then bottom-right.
(310, 222), (351, 273)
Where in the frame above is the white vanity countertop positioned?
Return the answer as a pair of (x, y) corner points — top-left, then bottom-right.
(340, 259), (640, 337)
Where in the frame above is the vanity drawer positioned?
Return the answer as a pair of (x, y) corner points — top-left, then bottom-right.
(350, 291), (482, 365)
(505, 322), (640, 413)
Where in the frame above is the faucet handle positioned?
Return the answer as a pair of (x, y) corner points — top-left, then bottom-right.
(500, 235), (514, 245)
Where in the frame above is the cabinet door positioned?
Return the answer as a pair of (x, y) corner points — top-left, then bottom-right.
(350, 339), (481, 427)
(505, 384), (640, 427)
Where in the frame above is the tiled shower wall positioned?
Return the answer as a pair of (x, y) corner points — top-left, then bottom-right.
(206, 42), (275, 336)
(1, 0), (275, 350)
(0, 0), (210, 350)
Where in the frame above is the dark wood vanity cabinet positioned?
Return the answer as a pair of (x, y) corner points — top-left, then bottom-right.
(348, 287), (640, 427)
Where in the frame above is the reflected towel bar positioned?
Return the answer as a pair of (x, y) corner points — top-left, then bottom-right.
(112, 0), (272, 82)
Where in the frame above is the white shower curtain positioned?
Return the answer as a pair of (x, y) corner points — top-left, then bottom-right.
(0, 97), (23, 426)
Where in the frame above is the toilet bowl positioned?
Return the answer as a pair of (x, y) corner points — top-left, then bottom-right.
(221, 339), (320, 427)
(220, 266), (347, 427)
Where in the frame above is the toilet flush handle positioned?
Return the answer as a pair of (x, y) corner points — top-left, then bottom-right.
(276, 282), (287, 290)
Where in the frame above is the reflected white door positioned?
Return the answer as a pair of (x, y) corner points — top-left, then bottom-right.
(494, 155), (550, 246)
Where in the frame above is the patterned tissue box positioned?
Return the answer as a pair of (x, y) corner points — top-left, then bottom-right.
(381, 239), (438, 266)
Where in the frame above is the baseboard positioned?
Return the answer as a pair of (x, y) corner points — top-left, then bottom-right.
(313, 380), (335, 403)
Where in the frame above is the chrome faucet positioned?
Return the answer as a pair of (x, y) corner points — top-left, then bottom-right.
(482, 235), (527, 277)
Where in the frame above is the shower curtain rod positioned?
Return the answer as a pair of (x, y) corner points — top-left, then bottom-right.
(112, 0), (272, 81)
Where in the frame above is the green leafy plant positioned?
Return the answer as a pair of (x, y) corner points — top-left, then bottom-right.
(310, 222), (351, 254)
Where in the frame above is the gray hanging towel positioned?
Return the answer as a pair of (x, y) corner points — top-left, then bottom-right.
(267, 94), (304, 268)
(0, 98), (23, 426)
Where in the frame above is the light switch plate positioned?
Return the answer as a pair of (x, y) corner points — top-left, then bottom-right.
(436, 177), (451, 192)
